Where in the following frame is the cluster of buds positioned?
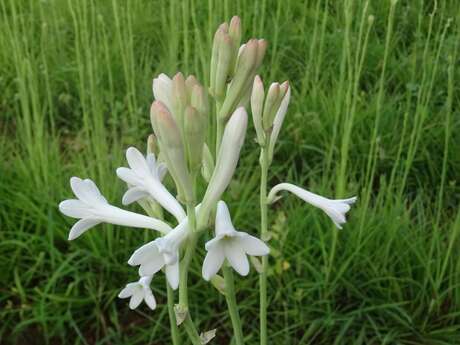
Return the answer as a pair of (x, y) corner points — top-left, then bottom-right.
(58, 15), (357, 343)
(210, 16), (267, 123)
(151, 73), (209, 203)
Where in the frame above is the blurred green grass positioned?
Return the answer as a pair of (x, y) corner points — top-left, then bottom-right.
(1, 0), (460, 344)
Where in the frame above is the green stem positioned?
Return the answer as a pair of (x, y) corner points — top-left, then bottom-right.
(223, 265), (245, 345)
(259, 147), (269, 345)
(166, 281), (181, 345)
(183, 316), (202, 345)
(178, 202), (201, 345)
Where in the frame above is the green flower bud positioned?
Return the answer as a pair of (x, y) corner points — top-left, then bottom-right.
(215, 33), (234, 100)
(201, 143), (214, 183)
(184, 106), (207, 171)
(191, 84), (209, 119)
(228, 16), (242, 73)
(210, 23), (229, 97)
(150, 100), (192, 203)
(185, 75), (199, 102)
(172, 72), (187, 129)
(218, 39), (258, 121)
(262, 82), (281, 131)
(250, 75), (265, 145)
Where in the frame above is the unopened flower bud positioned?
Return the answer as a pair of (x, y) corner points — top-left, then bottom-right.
(210, 23), (229, 97)
(185, 75), (199, 101)
(218, 39), (258, 121)
(151, 101), (193, 202)
(228, 16), (242, 73)
(151, 101), (182, 149)
(197, 107), (248, 229)
(191, 84), (209, 119)
(262, 82), (281, 131)
(268, 83), (291, 163)
(201, 143), (214, 183)
(152, 73), (173, 112)
(172, 72), (187, 128)
(215, 33), (234, 100)
(255, 39), (267, 68)
(184, 106), (207, 171)
(250, 75), (265, 145)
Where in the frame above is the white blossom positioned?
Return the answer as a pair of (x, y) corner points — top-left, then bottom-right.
(116, 147), (186, 222)
(267, 183), (357, 229)
(202, 201), (269, 280)
(59, 177), (172, 240)
(118, 276), (156, 310)
(128, 218), (189, 290)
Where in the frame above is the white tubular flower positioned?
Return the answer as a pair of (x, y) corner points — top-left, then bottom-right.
(267, 183), (357, 229)
(59, 177), (172, 240)
(202, 201), (269, 280)
(116, 147), (186, 222)
(268, 84), (291, 161)
(118, 276), (156, 310)
(152, 73), (173, 112)
(198, 107), (248, 228)
(128, 219), (189, 290)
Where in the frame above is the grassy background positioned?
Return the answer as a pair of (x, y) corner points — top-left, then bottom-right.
(1, 0), (460, 344)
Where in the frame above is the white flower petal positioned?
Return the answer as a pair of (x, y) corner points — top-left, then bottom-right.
(165, 262), (180, 290)
(236, 233), (269, 256)
(139, 255), (165, 276)
(99, 204), (171, 233)
(215, 201), (237, 236)
(153, 73), (173, 111)
(59, 199), (91, 218)
(118, 283), (138, 298)
(143, 288), (157, 310)
(116, 167), (142, 186)
(126, 147), (151, 177)
(224, 240), (250, 276)
(68, 218), (101, 240)
(129, 290), (143, 309)
(202, 243), (225, 281)
(70, 177), (107, 205)
(129, 241), (160, 265)
(122, 187), (149, 205)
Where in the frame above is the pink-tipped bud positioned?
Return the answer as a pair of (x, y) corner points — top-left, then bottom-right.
(184, 106), (207, 170)
(172, 72), (187, 127)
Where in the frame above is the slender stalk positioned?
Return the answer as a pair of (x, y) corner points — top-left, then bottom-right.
(183, 316), (202, 345)
(259, 147), (269, 345)
(223, 265), (245, 345)
(178, 200), (201, 345)
(167, 281), (181, 345)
